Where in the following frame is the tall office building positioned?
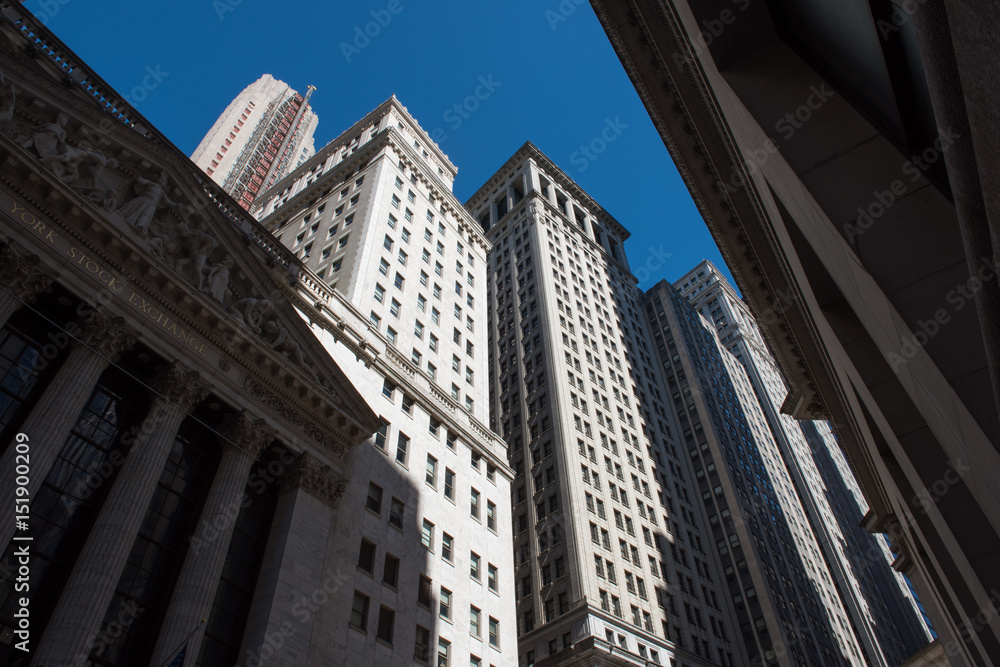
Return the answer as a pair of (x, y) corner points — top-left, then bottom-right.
(253, 96), (518, 666)
(673, 260), (933, 666)
(467, 143), (744, 667)
(191, 74), (318, 211)
(590, 2), (1000, 662)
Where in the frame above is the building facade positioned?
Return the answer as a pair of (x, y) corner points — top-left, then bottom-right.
(467, 143), (745, 667)
(0, 6), (386, 667)
(590, 1), (1000, 663)
(253, 96), (518, 666)
(673, 260), (933, 666)
(191, 74), (318, 211)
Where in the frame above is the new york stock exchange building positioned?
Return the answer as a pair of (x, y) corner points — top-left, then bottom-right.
(0, 6), (411, 666)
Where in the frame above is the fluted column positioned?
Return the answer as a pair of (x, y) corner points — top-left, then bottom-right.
(150, 411), (274, 667)
(0, 309), (135, 549)
(238, 453), (348, 665)
(32, 363), (209, 667)
(0, 243), (55, 327)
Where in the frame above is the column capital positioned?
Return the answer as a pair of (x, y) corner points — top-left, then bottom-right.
(0, 242), (55, 303)
(150, 362), (210, 411)
(77, 307), (138, 362)
(219, 410), (274, 459)
(287, 452), (347, 508)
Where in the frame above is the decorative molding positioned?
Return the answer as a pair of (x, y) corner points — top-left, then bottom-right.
(0, 240), (55, 302)
(77, 307), (138, 362)
(150, 361), (210, 411)
(242, 375), (353, 458)
(286, 452), (348, 508)
(219, 410), (274, 459)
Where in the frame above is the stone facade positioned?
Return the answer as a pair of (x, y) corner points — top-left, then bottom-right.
(0, 6), (378, 666)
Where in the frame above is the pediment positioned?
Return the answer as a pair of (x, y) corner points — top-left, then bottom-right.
(0, 40), (378, 449)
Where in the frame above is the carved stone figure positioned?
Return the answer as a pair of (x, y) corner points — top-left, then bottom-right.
(87, 188), (118, 211)
(163, 222), (216, 290)
(119, 172), (178, 236)
(203, 258), (234, 304)
(30, 113), (68, 160)
(262, 320), (309, 368)
(228, 298), (271, 333)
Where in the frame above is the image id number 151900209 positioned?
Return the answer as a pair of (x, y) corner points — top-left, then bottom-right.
(13, 432), (31, 652)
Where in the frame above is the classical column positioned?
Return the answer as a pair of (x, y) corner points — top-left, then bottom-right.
(238, 453), (348, 666)
(0, 242), (55, 327)
(149, 411), (274, 667)
(32, 362), (210, 667)
(0, 309), (135, 549)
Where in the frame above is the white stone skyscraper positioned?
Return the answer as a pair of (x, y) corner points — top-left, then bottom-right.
(253, 96), (516, 666)
(192, 74), (318, 211)
(467, 143), (744, 667)
(672, 261), (933, 666)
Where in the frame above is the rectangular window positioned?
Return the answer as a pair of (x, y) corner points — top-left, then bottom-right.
(376, 606), (395, 644)
(442, 532), (453, 562)
(444, 468), (455, 500)
(383, 554), (400, 587)
(438, 639), (450, 667)
(396, 433), (409, 465)
(350, 591), (369, 630)
(358, 538), (376, 573)
(470, 552), (481, 580)
(487, 501), (496, 531)
(389, 497), (404, 529)
(415, 625), (430, 662)
(470, 488), (480, 519)
(366, 483), (383, 514)
(489, 617), (499, 647)
(470, 606), (481, 638)
(421, 519), (434, 550)
(488, 564), (498, 592)
(426, 455), (438, 487)
(439, 587), (452, 619)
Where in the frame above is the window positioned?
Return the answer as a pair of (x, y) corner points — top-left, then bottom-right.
(421, 519), (434, 550)
(415, 625), (430, 663)
(358, 538), (376, 573)
(370, 311), (382, 329)
(396, 433), (409, 465)
(470, 552), (481, 580)
(429, 334), (438, 352)
(374, 283), (386, 303)
(379, 258), (390, 276)
(382, 556), (399, 589)
(426, 455), (438, 487)
(377, 606), (395, 644)
(389, 497), (404, 529)
(350, 592), (370, 630)
(415, 320), (425, 339)
(384, 234), (394, 251)
(390, 299), (401, 317)
(373, 421), (388, 450)
(387, 327), (397, 345)
(440, 587), (452, 619)
(438, 639), (450, 667)
(470, 606), (482, 638)
(395, 272), (405, 289)
(471, 488), (480, 519)
(488, 564), (498, 592)
(489, 617), (499, 648)
(444, 468), (455, 500)
(366, 483), (383, 514)
(418, 575), (433, 607)
(338, 235), (349, 250)
(487, 501), (496, 532)
(442, 532), (454, 562)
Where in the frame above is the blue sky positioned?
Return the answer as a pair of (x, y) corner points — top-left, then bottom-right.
(30, 0), (735, 289)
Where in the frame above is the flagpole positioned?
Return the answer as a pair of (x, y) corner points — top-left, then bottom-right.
(157, 619), (206, 667)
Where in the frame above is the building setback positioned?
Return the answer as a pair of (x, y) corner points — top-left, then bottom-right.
(191, 74), (318, 211)
(467, 143), (744, 667)
(254, 96), (518, 666)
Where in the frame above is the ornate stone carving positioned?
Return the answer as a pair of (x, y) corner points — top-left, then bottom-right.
(119, 172), (180, 237)
(77, 308), (137, 362)
(150, 362), (210, 411)
(288, 452), (348, 508)
(22, 112), (120, 193)
(203, 258), (234, 305)
(242, 377), (352, 457)
(261, 319), (316, 379)
(159, 222), (217, 291)
(227, 298), (271, 334)
(0, 243), (55, 302)
(219, 410), (274, 459)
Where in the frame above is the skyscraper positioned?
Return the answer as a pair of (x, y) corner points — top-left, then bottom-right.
(467, 142), (743, 667)
(672, 261), (933, 666)
(590, 2), (1000, 661)
(253, 96), (518, 666)
(191, 74), (318, 211)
